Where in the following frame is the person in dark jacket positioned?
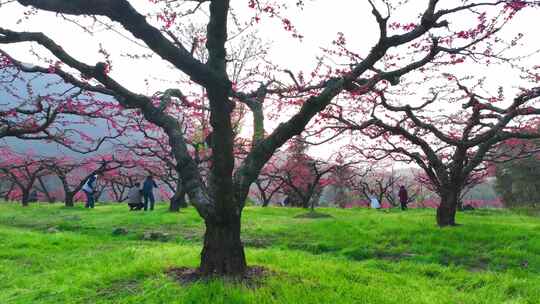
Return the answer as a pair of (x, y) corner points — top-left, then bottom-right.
(398, 185), (408, 210)
(142, 175), (158, 211)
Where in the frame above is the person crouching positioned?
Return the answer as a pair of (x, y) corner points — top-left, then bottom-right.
(127, 182), (144, 211)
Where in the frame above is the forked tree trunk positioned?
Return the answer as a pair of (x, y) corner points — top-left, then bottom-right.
(169, 182), (187, 212)
(169, 189), (187, 212)
(436, 187), (460, 227)
(199, 214), (246, 276)
(37, 177), (54, 203)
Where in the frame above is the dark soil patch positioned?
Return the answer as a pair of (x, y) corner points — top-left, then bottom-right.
(96, 279), (140, 299)
(62, 215), (81, 221)
(166, 266), (271, 288)
(112, 227), (129, 236)
(140, 231), (171, 242)
(180, 229), (203, 241)
(46, 226), (60, 234)
(422, 269), (441, 278)
(294, 212), (333, 219)
(468, 258), (490, 272)
(375, 251), (417, 261)
(243, 238), (272, 248)
(288, 242), (340, 255)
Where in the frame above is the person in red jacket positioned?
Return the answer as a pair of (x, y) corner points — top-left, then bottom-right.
(398, 185), (408, 210)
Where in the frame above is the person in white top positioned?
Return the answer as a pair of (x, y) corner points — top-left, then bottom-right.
(127, 182), (144, 211)
(82, 174), (98, 208)
(369, 193), (381, 209)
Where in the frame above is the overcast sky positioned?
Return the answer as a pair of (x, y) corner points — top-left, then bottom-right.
(1, 0), (539, 160)
(2, 1), (537, 89)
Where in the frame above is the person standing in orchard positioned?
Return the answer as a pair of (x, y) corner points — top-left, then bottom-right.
(82, 174), (98, 208)
(369, 193), (381, 209)
(142, 175), (158, 211)
(398, 185), (409, 211)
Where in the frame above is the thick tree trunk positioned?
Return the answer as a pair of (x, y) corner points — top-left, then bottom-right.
(436, 188), (460, 227)
(169, 188), (187, 212)
(262, 199), (270, 207)
(21, 191), (29, 207)
(457, 199), (464, 211)
(302, 191), (312, 209)
(335, 187), (347, 208)
(306, 186), (321, 211)
(64, 193), (75, 207)
(199, 215), (246, 276)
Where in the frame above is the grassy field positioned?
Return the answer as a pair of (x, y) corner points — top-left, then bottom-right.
(0, 203), (539, 304)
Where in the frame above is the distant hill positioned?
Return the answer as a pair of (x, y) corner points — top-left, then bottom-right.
(1, 67), (132, 157)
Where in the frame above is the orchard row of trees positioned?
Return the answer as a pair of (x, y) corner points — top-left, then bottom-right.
(1, 0), (540, 276)
(0, 147), (151, 206)
(0, 139), (431, 210)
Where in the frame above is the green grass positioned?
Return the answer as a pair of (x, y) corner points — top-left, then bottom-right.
(0, 202), (539, 304)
